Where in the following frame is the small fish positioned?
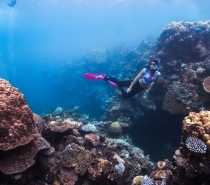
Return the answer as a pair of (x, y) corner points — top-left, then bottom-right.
(8, 0), (16, 7)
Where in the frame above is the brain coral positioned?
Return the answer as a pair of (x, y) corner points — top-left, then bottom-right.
(108, 122), (122, 133)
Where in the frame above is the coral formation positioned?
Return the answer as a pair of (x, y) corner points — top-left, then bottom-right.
(131, 175), (143, 185)
(115, 163), (125, 173)
(157, 21), (210, 62)
(61, 150), (94, 175)
(45, 119), (82, 133)
(203, 76), (210, 93)
(108, 121), (122, 133)
(84, 134), (100, 146)
(33, 113), (44, 133)
(82, 123), (97, 132)
(157, 21), (210, 114)
(58, 168), (78, 185)
(173, 111), (210, 184)
(0, 79), (50, 175)
(52, 107), (63, 116)
(0, 79), (36, 151)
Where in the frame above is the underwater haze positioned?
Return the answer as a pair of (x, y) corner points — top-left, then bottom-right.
(0, 0), (210, 116)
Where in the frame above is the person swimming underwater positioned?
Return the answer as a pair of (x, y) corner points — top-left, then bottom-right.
(85, 59), (161, 99)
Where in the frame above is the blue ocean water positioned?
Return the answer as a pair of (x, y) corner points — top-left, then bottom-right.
(0, 0), (210, 118)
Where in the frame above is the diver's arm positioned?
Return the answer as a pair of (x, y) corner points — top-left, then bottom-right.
(127, 70), (144, 92)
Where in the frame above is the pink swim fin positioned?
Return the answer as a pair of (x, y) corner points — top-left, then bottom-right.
(84, 73), (105, 80)
(84, 73), (97, 80)
(84, 73), (118, 87)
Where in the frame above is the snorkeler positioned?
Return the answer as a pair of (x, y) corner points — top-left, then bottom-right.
(85, 59), (161, 99)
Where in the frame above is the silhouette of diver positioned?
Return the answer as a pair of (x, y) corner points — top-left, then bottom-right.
(8, 0), (16, 8)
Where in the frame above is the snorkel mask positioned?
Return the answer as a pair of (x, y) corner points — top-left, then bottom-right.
(149, 59), (160, 70)
(150, 63), (157, 70)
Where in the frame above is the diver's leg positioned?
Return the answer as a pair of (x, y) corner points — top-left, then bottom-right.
(104, 77), (132, 87)
(119, 81), (144, 99)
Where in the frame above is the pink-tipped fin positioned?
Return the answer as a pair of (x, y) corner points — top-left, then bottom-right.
(84, 73), (118, 87)
(84, 73), (106, 80)
(84, 73), (97, 80)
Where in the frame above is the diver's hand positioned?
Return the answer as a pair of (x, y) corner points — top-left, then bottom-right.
(127, 87), (131, 93)
(145, 89), (150, 94)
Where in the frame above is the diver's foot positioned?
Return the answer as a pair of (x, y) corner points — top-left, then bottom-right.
(108, 80), (118, 87)
(95, 74), (107, 80)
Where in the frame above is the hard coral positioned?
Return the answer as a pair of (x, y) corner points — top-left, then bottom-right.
(108, 122), (122, 133)
(203, 76), (210, 93)
(58, 168), (78, 185)
(0, 79), (51, 175)
(45, 119), (82, 133)
(0, 134), (51, 175)
(174, 111), (210, 177)
(0, 141), (37, 174)
(0, 79), (36, 151)
(157, 21), (210, 62)
(157, 161), (167, 170)
(61, 150), (94, 175)
(88, 158), (115, 181)
(131, 176), (143, 185)
(162, 81), (204, 114)
(33, 113), (44, 133)
(84, 134), (100, 146)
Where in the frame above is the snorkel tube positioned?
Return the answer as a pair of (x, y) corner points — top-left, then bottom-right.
(157, 58), (161, 68)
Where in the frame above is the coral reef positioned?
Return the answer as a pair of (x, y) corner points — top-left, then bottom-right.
(157, 21), (210, 62)
(162, 81), (203, 114)
(0, 79), (36, 151)
(156, 21), (210, 114)
(2, 20), (210, 185)
(173, 111), (210, 184)
(0, 79), (51, 176)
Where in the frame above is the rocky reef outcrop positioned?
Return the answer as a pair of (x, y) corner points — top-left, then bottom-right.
(156, 21), (210, 114)
(157, 21), (210, 62)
